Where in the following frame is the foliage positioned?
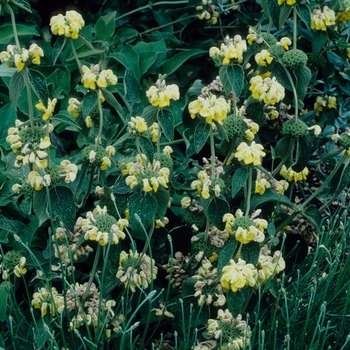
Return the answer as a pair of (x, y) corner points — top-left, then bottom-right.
(0, 0), (350, 349)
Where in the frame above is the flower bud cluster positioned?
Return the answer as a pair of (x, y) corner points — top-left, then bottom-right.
(314, 95), (337, 115)
(82, 144), (115, 170)
(280, 165), (309, 182)
(0, 251), (27, 280)
(146, 77), (180, 108)
(116, 250), (158, 292)
(196, 0), (219, 25)
(35, 98), (57, 121)
(0, 44), (44, 72)
(191, 170), (225, 199)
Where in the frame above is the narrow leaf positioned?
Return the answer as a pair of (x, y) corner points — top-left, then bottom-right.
(158, 109), (174, 142)
(28, 69), (49, 104)
(219, 65), (244, 97)
(208, 197), (230, 230)
(194, 122), (210, 153)
(52, 36), (66, 65)
(231, 167), (248, 199)
(9, 71), (25, 110)
(139, 136), (154, 163)
(82, 90), (98, 117)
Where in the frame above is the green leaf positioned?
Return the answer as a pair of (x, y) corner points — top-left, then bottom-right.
(321, 147), (343, 162)
(0, 104), (16, 149)
(293, 134), (312, 172)
(153, 186), (170, 218)
(11, 0), (31, 12)
(49, 186), (76, 231)
(0, 24), (38, 44)
(52, 36), (66, 65)
(336, 160), (350, 197)
(82, 90), (98, 117)
(271, 62), (292, 91)
(129, 191), (157, 236)
(139, 136), (154, 163)
(340, 98), (350, 119)
(327, 51), (344, 71)
(207, 197), (230, 230)
(240, 241), (260, 266)
(219, 65), (244, 98)
(51, 114), (81, 130)
(95, 11), (116, 42)
(9, 71), (25, 110)
(194, 122), (210, 153)
(250, 188), (292, 210)
(161, 49), (206, 76)
(114, 44), (141, 82)
(296, 4), (311, 30)
(0, 214), (23, 234)
(124, 68), (140, 104)
(301, 205), (322, 233)
(101, 89), (125, 120)
(275, 135), (292, 160)
(226, 289), (250, 317)
(266, 0), (281, 29)
(34, 318), (50, 349)
(0, 63), (16, 77)
(279, 5), (292, 28)
(217, 238), (238, 274)
(312, 31), (328, 55)
(142, 105), (159, 125)
(134, 41), (167, 75)
(158, 109), (174, 142)
(0, 281), (11, 322)
(231, 167), (248, 199)
(28, 69), (49, 104)
(294, 65), (311, 101)
(112, 179), (131, 195)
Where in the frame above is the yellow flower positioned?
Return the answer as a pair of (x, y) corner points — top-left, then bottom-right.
(50, 11), (85, 39)
(246, 27), (257, 45)
(234, 141), (266, 166)
(128, 116), (148, 134)
(311, 7), (336, 31)
(278, 37), (292, 50)
(255, 178), (271, 195)
(35, 98), (57, 120)
(249, 76), (285, 105)
(278, 0), (296, 5)
(255, 49), (273, 66)
(189, 94), (230, 125)
(146, 78), (180, 108)
(221, 258), (257, 292)
(100, 156), (111, 171)
(67, 98), (81, 118)
(81, 65), (97, 90)
(280, 165), (309, 182)
(60, 160), (78, 183)
(28, 44), (44, 65)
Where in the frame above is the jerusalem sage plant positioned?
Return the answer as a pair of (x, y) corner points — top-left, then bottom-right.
(0, 0), (349, 348)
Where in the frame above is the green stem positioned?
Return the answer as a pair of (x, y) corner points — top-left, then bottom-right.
(156, 110), (161, 157)
(70, 38), (82, 73)
(96, 95), (104, 145)
(22, 68), (35, 132)
(293, 6), (297, 51)
(160, 139), (184, 146)
(209, 127), (216, 179)
(82, 244), (102, 301)
(245, 166), (253, 216)
(78, 164), (96, 208)
(6, 3), (20, 48)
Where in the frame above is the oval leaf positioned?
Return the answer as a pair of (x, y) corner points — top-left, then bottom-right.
(194, 122), (210, 153)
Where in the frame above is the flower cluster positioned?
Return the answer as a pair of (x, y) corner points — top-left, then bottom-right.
(314, 95), (337, 115)
(191, 170), (225, 199)
(116, 250), (158, 292)
(255, 49), (273, 66)
(146, 76), (180, 108)
(256, 246), (286, 286)
(0, 251), (27, 280)
(311, 6), (336, 31)
(82, 144), (115, 170)
(196, 0), (219, 25)
(249, 75), (285, 105)
(277, 0), (296, 6)
(280, 165), (309, 182)
(163, 251), (190, 292)
(207, 309), (250, 349)
(209, 35), (247, 65)
(80, 205), (128, 246)
(31, 287), (65, 317)
(81, 64), (118, 90)
(193, 258), (226, 307)
(122, 154), (170, 193)
(189, 94), (230, 125)
(223, 209), (267, 244)
(255, 170), (289, 195)
(6, 121), (52, 170)
(35, 98), (57, 121)
(50, 10), (85, 39)
(0, 44), (44, 72)
(67, 97), (82, 118)
(223, 113), (259, 142)
(228, 141), (266, 166)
